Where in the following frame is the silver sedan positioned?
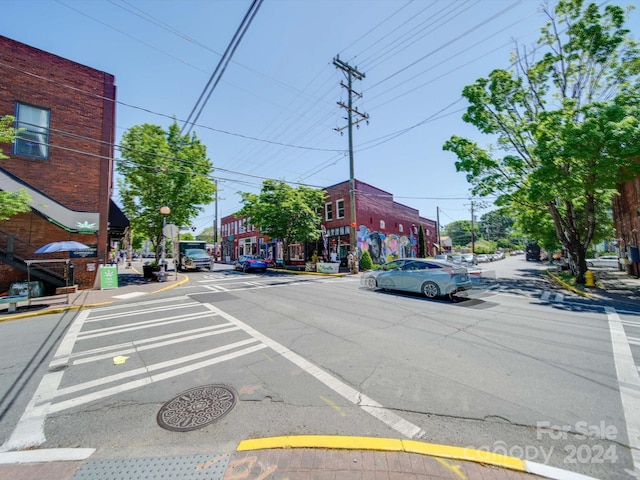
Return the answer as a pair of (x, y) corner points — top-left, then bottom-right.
(361, 259), (473, 299)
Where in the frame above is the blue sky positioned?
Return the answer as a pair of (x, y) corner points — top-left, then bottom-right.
(3, 0), (638, 232)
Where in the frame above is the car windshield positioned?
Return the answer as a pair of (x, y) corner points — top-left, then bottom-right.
(185, 249), (207, 256)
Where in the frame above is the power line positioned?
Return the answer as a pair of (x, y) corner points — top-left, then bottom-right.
(182, 0), (264, 135)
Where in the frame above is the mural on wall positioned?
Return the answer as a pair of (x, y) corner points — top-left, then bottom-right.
(357, 225), (417, 264)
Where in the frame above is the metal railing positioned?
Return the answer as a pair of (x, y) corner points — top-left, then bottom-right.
(0, 228), (65, 287)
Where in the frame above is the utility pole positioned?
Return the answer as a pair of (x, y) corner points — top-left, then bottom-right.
(470, 201), (475, 254)
(333, 55), (368, 261)
(437, 207), (441, 253)
(213, 179), (219, 260)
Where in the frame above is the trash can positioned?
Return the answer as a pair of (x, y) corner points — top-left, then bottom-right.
(68, 263), (75, 286)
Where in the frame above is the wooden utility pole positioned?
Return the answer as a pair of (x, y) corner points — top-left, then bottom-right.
(471, 201), (475, 253)
(333, 55), (368, 258)
(437, 206), (441, 253)
(213, 179), (218, 260)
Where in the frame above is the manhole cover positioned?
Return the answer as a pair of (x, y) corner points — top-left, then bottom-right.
(157, 385), (237, 432)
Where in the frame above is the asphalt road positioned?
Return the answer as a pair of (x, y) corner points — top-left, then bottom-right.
(0, 255), (635, 479)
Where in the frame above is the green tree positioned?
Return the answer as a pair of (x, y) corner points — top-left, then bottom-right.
(445, 220), (473, 248)
(0, 116), (31, 221)
(443, 0), (640, 283)
(479, 209), (514, 242)
(238, 180), (325, 263)
(196, 225), (215, 244)
(359, 249), (373, 271)
(117, 121), (216, 261)
(417, 224), (426, 258)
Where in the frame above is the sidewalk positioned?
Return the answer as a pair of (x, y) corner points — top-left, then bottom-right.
(0, 264), (624, 479)
(590, 268), (640, 307)
(0, 263), (187, 319)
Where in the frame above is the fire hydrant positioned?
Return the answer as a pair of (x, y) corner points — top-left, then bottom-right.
(585, 270), (595, 287)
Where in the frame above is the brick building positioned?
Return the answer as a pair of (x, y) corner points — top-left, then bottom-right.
(0, 36), (123, 293)
(220, 179), (438, 266)
(613, 176), (640, 277)
(324, 180), (437, 264)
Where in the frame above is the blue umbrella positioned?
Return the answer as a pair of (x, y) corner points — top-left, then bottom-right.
(34, 241), (91, 254)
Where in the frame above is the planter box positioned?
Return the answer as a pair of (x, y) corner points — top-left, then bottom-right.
(143, 264), (160, 279)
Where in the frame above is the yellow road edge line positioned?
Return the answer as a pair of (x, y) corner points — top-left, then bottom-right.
(237, 436), (403, 452)
(151, 273), (190, 294)
(236, 436), (527, 472)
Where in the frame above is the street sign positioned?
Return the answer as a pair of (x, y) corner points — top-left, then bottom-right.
(163, 223), (179, 239)
(98, 265), (118, 290)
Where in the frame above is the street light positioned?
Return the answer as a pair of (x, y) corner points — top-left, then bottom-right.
(159, 206), (170, 282)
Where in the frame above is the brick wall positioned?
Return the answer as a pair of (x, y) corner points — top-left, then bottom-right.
(613, 177), (640, 276)
(0, 36), (115, 289)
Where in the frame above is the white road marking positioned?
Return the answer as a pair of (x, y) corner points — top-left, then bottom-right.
(0, 310), (91, 451)
(78, 311), (214, 339)
(606, 306), (640, 474)
(203, 303), (426, 440)
(112, 292), (147, 299)
(53, 338), (261, 400)
(56, 323), (237, 366)
(71, 325), (241, 365)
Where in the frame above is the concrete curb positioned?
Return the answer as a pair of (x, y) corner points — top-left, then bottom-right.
(0, 273), (189, 322)
(267, 268), (348, 278)
(237, 435), (599, 480)
(545, 269), (593, 298)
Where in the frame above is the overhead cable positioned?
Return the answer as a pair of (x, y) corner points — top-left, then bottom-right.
(181, 0), (264, 136)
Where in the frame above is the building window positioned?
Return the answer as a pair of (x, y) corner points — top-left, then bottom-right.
(325, 202), (333, 221)
(336, 199), (345, 219)
(380, 220), (385, 230)
(399, 224), (403, 233)
(14, 102), (50, 159)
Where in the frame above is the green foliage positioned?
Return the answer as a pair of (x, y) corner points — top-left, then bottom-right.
(0, 115), (17, 155)
(196, 225), (215, 244)
(442, 1), (640, 283)
(0, 190), (31, 221)
(359, 249), (373, 271)
(0, 115), (32, 220)
(238, 180), (325, 262)
(473, 239), (497, 254)
(479, 209), (514, 241)
(117, 121), (216, 254)
(445, 220), (473, 247)
(180, 232), (195, 241)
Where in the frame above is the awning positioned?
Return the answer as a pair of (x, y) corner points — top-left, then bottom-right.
(0, 167), (99, 233)
(108, 199), (129, 233)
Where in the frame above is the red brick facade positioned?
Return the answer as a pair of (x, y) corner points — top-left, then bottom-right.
(613, 176), (640, 277)
(0, 36), (116, 292)
(324, 180), (438, 263)
(221, 179), (438, 265)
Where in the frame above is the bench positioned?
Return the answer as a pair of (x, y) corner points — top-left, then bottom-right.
(0, 295), (29, 313)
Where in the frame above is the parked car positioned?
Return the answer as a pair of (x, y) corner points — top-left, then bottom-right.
(234, 255), (268, 273)
(361, 258), (473, 299)
(476, 254), (489, 263)
(460, 253), (478, 265)
(586, 255), (620, 269)
(434, 254), (452, 262)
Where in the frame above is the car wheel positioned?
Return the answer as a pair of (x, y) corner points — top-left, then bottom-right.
(587, 261), (593, 267)
(261, 268), (267, 273)
(421, 281), (440, 298)
(243, 264), (248, 273)
(365, 277), (377, 289)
